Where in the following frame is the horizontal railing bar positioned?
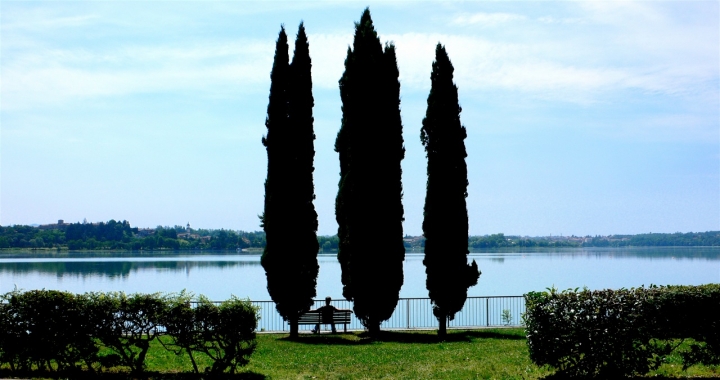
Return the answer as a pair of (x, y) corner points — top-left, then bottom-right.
(196, 295), (525, 304)
(237, 295), (527, 332)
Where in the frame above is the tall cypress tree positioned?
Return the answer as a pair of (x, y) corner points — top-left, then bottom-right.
(261, 24), (319, 338)
(288, 22), (320, 278)
(421, 44), (480, 337)
(335, 8), (405, 335)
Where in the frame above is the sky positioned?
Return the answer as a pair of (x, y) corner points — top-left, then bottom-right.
(1, 1), (718, 237)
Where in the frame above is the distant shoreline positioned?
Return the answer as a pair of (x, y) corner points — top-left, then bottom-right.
(2, 222), (719, 252)
(1, 245), (719, 258)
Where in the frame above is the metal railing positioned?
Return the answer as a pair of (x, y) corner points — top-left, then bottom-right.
(243, 296), (525, 332)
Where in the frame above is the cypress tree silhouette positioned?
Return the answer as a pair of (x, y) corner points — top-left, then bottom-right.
(335, 8), (405, 335)
(421, 44), (481, 337)
(261, 24), (319, 338)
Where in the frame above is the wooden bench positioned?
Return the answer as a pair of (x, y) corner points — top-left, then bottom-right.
(297, 309), (353, 333)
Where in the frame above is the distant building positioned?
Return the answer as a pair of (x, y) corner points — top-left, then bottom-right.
(136, 228), (155, 237)
(38, 219), (69, 230)
(177, 231), (211, 242)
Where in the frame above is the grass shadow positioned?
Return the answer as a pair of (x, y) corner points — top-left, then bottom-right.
(280, 328), (526, 345)
(540, 375), (720, 380)
(369, 329), (526, 344)
(279, 332), (372, 346)
(0, 368), (266, 380)
(452, 329), (527, 341)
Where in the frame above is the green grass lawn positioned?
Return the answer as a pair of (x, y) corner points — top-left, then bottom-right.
(3, 328), (719, 379)
(140, 328), (719, 379)
(244, 329), (544, 379)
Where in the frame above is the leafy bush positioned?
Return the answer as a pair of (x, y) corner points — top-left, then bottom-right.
(649, 284), (720, 369)
(89, 292), (168, 374)
(158, 291), (202, 372)
(0, 290), (99, 373)
(524, 284), (720, 377)
(162, 295), (259, 374)
(0, 290), (259, 376)
(196, 296), (258, 374)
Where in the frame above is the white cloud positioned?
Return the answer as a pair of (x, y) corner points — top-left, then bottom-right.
(452, 12), (526, 26)
(384, 32), (716, 106)
(1, 40), (274, 110)
(307, 33), (354, 89)
(3, 1), (716, 111)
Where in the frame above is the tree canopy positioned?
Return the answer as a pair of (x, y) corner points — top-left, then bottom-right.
(260, 24), (320, 337)
(335, 8), (406, 334)
(421, 44), (480, 336)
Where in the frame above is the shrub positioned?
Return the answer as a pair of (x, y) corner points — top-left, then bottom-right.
(194, 296), (259, 374)
(0, 290), (99, 373)
(158, 291), (202, 373)
(650, 284), (720, 369)
(160, 294), (259, 374)
(0, 290), (260, 376)
(88, 292), (168, 375)
(524, 284), (720, 377)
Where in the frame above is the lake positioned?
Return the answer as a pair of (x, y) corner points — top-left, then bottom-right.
(1, 247), (717, 301)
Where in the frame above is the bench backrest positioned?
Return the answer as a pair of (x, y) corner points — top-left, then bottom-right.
(298, 310), (352, 324)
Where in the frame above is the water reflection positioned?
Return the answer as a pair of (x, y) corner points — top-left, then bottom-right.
(0, 260), (261, 279)
(0, 250), (253, 260)
(0, 248), (717, 300)
(0, 248), (717, 280)
(469, 247), (720, 261)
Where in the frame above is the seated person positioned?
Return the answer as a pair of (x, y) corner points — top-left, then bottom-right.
(312, 296), (340, 333)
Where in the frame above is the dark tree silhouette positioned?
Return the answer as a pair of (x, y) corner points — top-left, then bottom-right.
(421, 44), (481, 337)
(261, 24), (319, 338)
(335, 8), (405, 335)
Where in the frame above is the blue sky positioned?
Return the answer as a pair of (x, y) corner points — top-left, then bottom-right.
(1, 1), (718, 236)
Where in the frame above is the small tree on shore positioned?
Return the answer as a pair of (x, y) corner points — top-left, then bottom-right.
(421, 44), (480, 338)
(335, 8), (405, 335)
(261, 24), (319, 338)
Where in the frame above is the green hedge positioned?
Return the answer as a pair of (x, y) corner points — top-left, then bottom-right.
(524, 284), (720, 377)
(0, 290), (258, 376)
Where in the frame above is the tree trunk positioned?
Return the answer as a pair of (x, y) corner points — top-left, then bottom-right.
(289, 318), (299, 338)
(186, 348), (199, 374)
(438, 315), (447, 338)
(368, 318), (381, 337)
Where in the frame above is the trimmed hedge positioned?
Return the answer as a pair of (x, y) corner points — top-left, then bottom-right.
(161, 294), (258, 374)
(524, 284), (720, 377)
(0, 289), (258, 376)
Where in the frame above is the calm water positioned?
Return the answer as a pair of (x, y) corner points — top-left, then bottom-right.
(0, 247), (717, 301)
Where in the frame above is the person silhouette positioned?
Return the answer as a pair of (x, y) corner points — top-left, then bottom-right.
(312, 296), (338, 334)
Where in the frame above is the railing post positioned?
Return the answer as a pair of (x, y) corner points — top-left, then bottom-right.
(486, 298), (489, 327)
(406, 298), (410, 329)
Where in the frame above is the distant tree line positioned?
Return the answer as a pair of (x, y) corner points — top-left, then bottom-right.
(467, 232), (720, 248)
(582, 232), (720, 247)
(0, 221), (267, 251)
(317, 235), (339, 252)
(2, 223), (717, 251)
(467, 233), (581, 249)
